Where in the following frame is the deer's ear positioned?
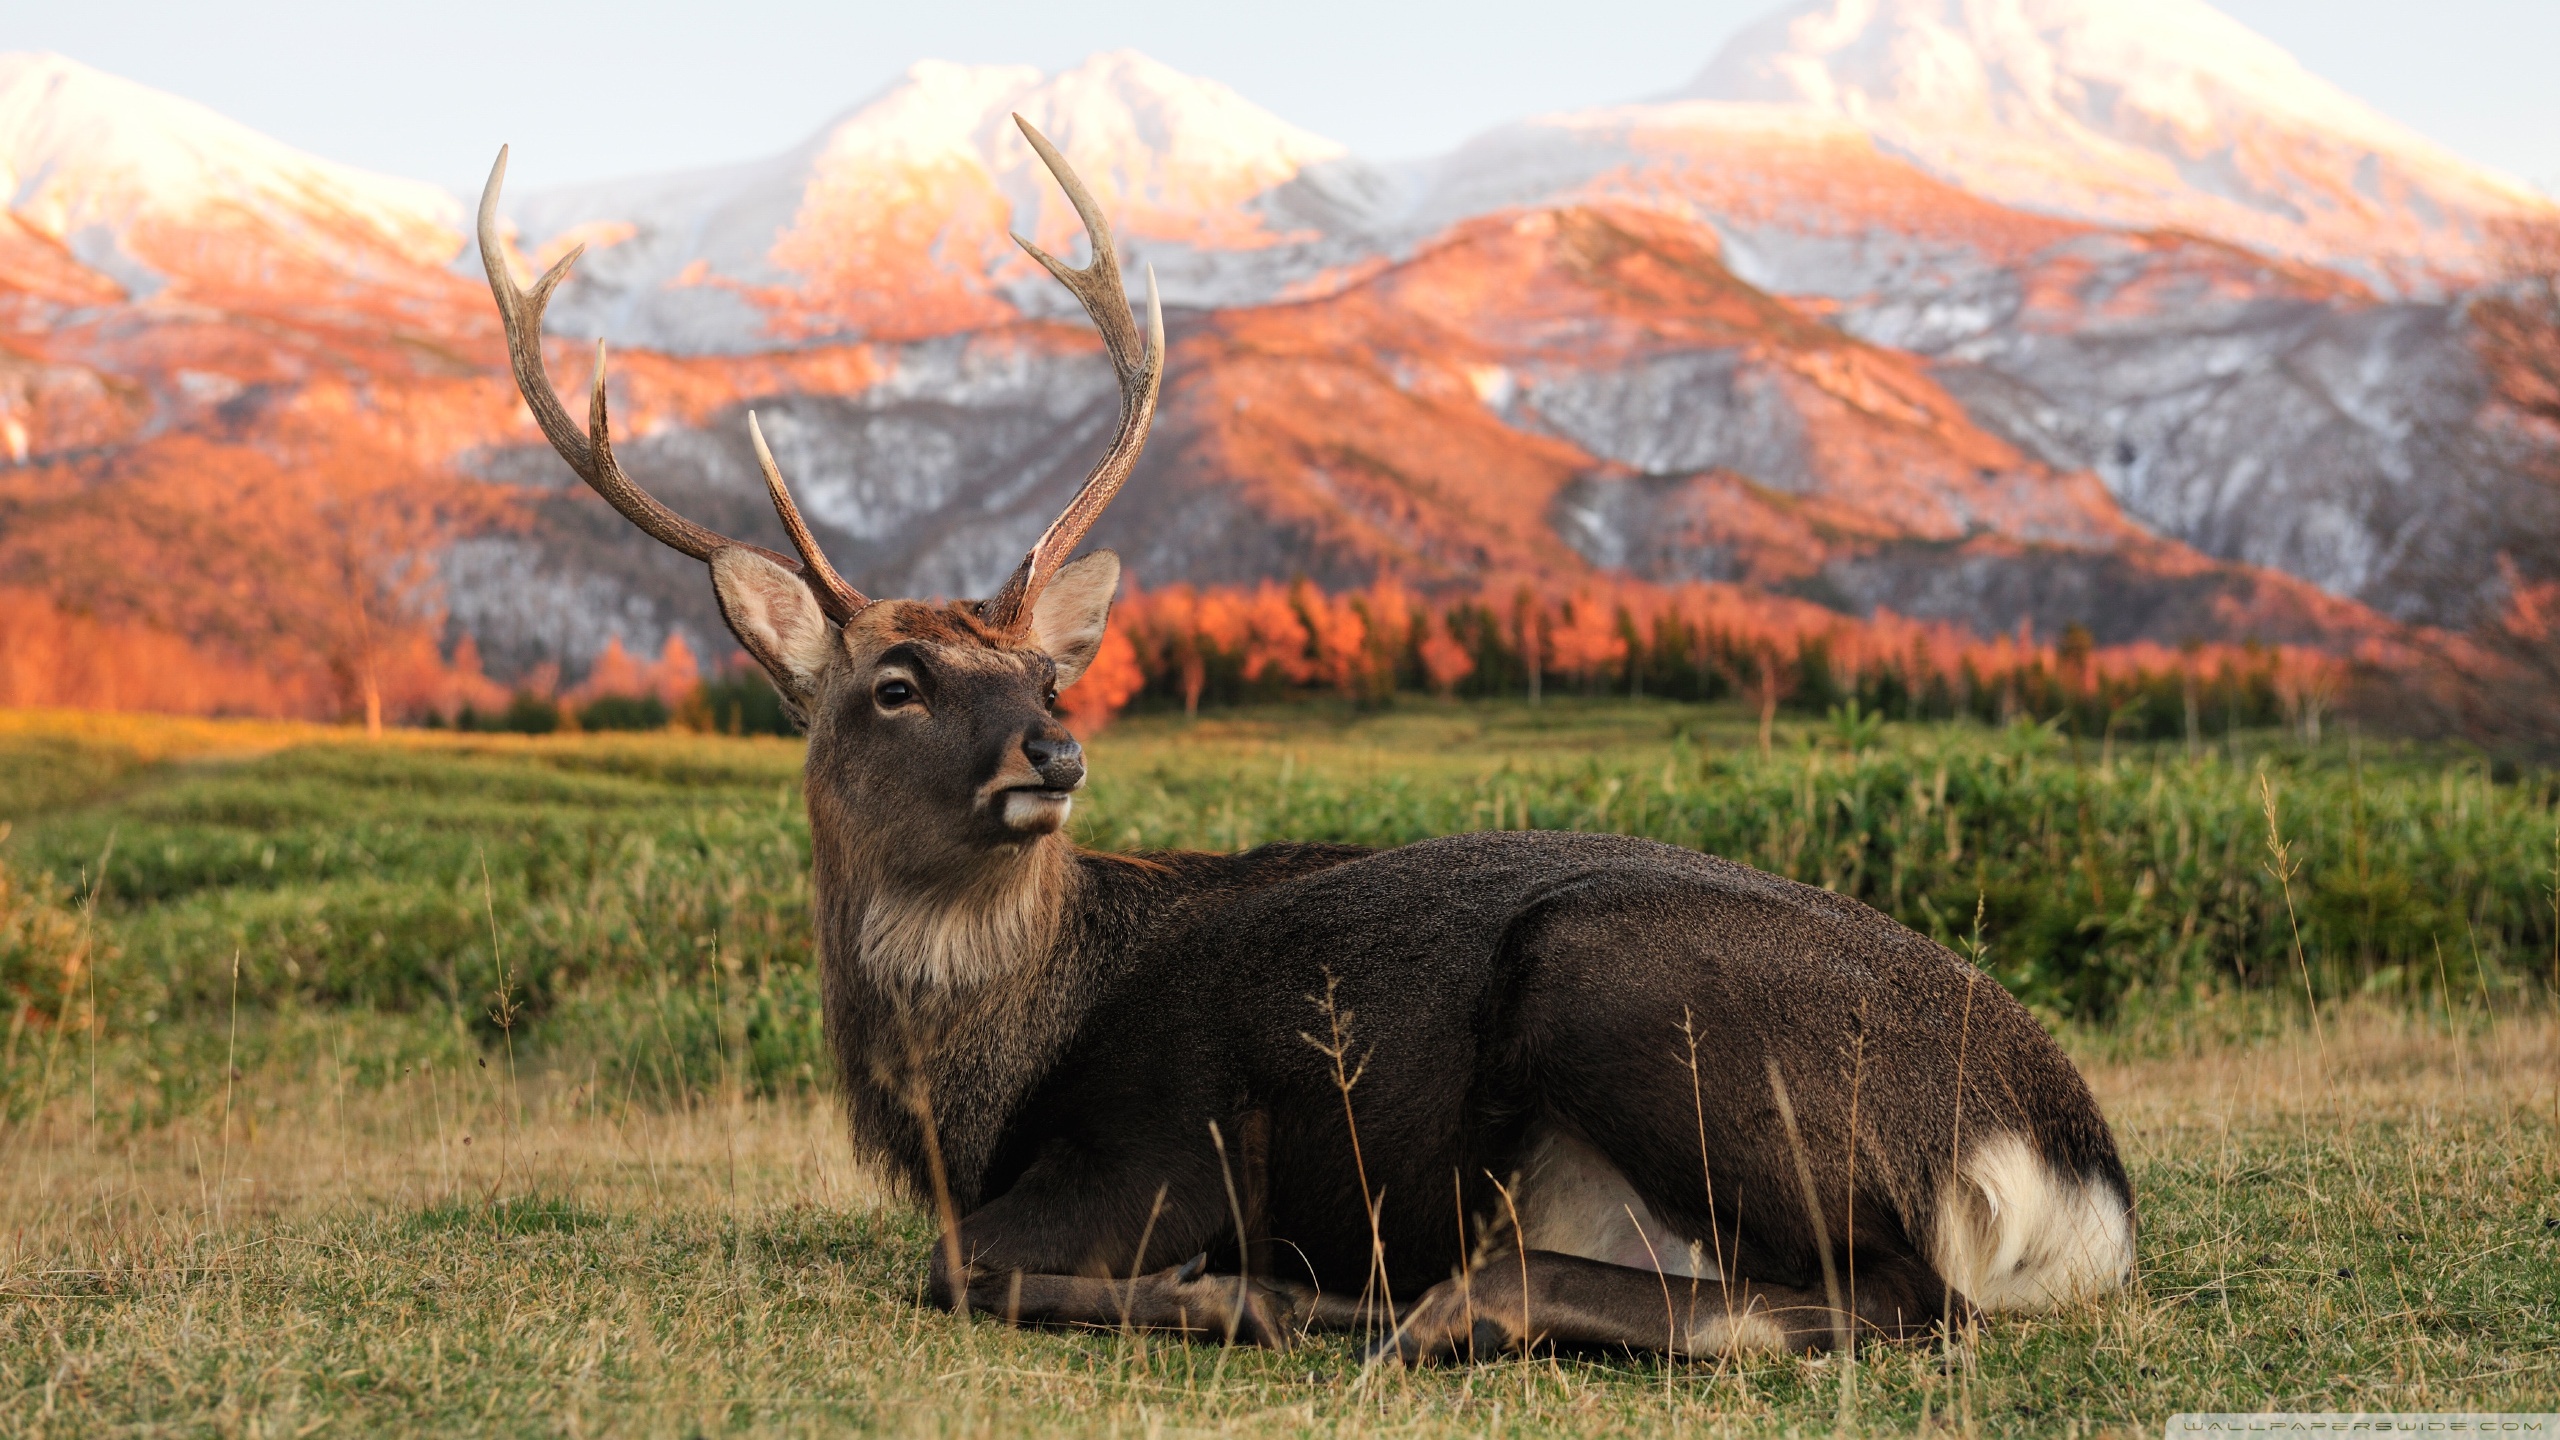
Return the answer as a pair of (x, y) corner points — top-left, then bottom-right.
(711, 547), (836, 705)
(1031, 550), (1120, 688)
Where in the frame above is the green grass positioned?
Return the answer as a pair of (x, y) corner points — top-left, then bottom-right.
(9, 700), (2555, 1046)
(1, 702), (2557, 1436)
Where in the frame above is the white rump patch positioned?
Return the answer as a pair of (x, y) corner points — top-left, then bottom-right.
(1514, 1122), (1719, 1280)
(1929, 1132), (2133, 1312)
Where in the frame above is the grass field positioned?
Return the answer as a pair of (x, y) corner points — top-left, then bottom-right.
(2, 702), (2557, 1436)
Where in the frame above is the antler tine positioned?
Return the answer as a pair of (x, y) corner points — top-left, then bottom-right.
(982, 115), (1166, 630)
(749, 412), (867, 620)
(479, 146), (789, 573)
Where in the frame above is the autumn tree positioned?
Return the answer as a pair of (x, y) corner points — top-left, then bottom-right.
(1735, 643), (1797, 756)
(1547, 592), (1627, 694)
(1240, 585), (1313, 689)
(2473, 217), (2560, 445)
(2446, 217), (2560, 752)
(1297, 580), (1372, 700)
(1355, 581), (1418, 704)
(1514, 589), (1544, 704)
(1416, 609), (1475, 696)
(1059, 629), (1145, 731)
(2270, 646), (2343, 745)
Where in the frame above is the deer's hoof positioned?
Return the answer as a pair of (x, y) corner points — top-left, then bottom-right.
(1368, 1276), (1519, 1367)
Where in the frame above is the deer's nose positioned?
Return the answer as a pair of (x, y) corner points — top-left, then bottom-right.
(1023, 733), (1084, 790)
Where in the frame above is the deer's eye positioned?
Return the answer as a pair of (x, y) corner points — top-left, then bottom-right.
(875, 679), (917, 710)
(1044, 686), (1059, 710)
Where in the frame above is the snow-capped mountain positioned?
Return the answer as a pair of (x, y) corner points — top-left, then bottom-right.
(1369, 1), (2550, 623)
(1677, 0), (2549, 295)
(0, 53), (495, 477)
(505, 51), (1376, 352)
(0, 52), (463, 304)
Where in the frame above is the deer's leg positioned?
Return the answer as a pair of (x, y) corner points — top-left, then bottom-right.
(1256, 1278), (1376, 1332)
(1372, 1249), (1964, 1365)
(919, 1135), (1333, 1347)
(936, 1251), (1313, 1346)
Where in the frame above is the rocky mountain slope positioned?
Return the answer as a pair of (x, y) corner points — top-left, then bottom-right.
(452, 202), (2377, 675)
(487, 3), (2549, 634)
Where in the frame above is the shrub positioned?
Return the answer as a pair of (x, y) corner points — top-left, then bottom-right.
(678, 677), (796, 736)
(498, 692), (562, 734)
(457, 693), (563, 734)
(0, 846), (90, 1022)
(577, 694), (670, 732)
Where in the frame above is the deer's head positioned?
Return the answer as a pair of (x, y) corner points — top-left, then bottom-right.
(478, 119), (1160, 876)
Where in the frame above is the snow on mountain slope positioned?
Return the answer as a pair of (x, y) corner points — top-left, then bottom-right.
(0, 55), (499, 468)
(0, 52), (463, 303)
(1902, 234), (2514, 624)
(1404, 98), (2086, 305)
(506, 51), (1372, 353)
(1677, 0), (2551, 295)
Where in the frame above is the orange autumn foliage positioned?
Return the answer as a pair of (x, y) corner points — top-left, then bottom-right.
(1415, 610), (1475, 695)
(564, 634), (705, 709)
(1082, 575), (2343, 733)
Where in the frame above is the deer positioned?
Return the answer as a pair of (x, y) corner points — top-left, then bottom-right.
(475, 121), (2134, 1364)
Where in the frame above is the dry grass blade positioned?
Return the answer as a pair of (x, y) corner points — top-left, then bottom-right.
(1764, 1056), (1854, 1431)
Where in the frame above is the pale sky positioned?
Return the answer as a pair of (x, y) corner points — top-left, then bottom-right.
(7, 0), (2557, 198)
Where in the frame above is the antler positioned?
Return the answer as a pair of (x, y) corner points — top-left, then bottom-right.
(979, 115), (1165, 631)
(747, 411), (865, 616)
(476, 146), (867, 621)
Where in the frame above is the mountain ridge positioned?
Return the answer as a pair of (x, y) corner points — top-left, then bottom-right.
(501, 51), (1362, 353)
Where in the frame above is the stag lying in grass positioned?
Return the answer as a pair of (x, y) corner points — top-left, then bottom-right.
(476, 123), (2133, 1362)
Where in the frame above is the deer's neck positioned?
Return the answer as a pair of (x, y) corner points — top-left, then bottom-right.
(813, 833), (1092, 1208)
(860, 845), (1059, 994)
(848, 839), (1071, 994)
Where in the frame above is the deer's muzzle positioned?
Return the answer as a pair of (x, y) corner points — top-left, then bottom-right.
(993, 730), (1083, 834)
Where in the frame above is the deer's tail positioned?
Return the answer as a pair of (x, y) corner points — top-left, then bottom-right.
(1926, 1131), (2133, 1312)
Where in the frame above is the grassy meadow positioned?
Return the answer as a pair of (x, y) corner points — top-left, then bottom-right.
(2, 701), (2557, 1436)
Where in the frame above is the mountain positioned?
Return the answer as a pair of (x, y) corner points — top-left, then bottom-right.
(1378, 8), (2546, 625)
(0, 52), (463, 308)
(503, 51), (1373, 353)
(0, 51), (499, 469)
(1677, 0), (2549, 295)
(474, 7), (2555, 631)
(4, 9), (2548, 713)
